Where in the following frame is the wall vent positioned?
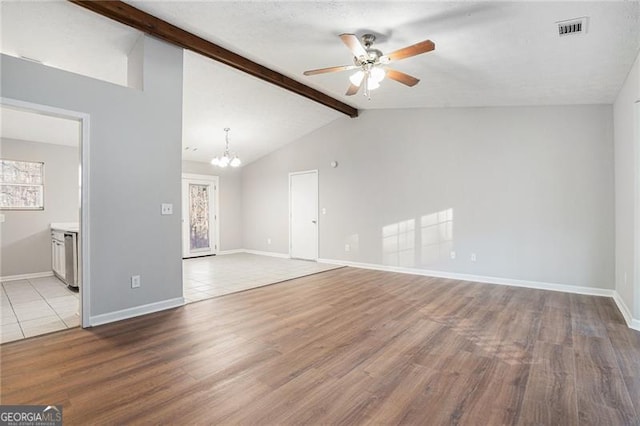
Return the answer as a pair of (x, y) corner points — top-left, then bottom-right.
(557, 17), (588, 37)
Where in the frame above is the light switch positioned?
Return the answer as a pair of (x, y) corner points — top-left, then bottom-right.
(0, 214), (4, 223)
(161, 203), (173, 215)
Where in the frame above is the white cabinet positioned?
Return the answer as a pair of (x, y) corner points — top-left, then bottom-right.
(51, 231), (65, 279)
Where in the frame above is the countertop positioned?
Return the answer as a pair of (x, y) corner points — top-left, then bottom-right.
(51, 222), (79, 233)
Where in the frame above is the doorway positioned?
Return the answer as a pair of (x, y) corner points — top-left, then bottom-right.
(0, 97), (90, 339)
(181, 173), (219, 258)
(289, 170), (318, 260)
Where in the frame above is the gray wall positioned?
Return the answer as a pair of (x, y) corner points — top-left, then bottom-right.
(242, 105), (615, 289)
(1, 36), (184, 317)
(614, 50), (640, 318)
(181, 160), (242, 251)
(0, 138), (79, 277)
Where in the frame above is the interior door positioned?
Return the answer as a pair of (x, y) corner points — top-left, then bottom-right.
(290, 170), (318, 260)
(182, 174), (218, 258)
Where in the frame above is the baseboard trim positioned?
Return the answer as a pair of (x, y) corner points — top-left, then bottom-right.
(89, 297), (185, 327)
(319, 258), (640, 331)
(243, 249), (290, 259)
(0, 271), (54, 282)
(192, 253), (640, 331)
(613, 291), (634, 327)
(318, 258), (614, 297)
(218, 249), (245, 255)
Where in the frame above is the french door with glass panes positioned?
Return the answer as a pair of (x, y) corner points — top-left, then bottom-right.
(181, 174), (219, 258)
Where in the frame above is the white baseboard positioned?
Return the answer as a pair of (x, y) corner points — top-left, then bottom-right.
(0, 271), (54, 282)
(318, 258), (614, 297)
(186, 253), (640, 331)
(216, 248), (290, 258)
(320, 258), (640, 331)
(89, 297), (185, 327)
(243, 249), (290, 259)
(217, 249), (245, 255)
(613, 291), (634, 327)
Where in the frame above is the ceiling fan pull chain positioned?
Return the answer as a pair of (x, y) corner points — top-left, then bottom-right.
(364, 70), (370, 99)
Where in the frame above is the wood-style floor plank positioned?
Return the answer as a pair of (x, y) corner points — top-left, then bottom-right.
(1, 267), (639, 425)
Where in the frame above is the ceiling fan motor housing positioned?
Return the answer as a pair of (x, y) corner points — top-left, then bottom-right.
(353, 34), (382, 66)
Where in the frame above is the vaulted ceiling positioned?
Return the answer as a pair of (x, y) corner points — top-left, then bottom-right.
(1, 1), (639, 165)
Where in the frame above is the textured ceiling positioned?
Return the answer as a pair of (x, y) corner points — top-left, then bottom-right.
(181, 51), (341, 164)
(1, 1), (639, 165)
(131, 1), (640, 109)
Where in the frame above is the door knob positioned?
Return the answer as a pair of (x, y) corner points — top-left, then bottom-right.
(312, 220), (317, 224)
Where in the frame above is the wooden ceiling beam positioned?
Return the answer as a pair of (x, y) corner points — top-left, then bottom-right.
(68, 0), (358, 118)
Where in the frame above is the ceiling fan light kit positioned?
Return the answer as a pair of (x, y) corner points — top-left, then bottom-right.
(211, 127), (241, 168)
(304, 33), (435, 99)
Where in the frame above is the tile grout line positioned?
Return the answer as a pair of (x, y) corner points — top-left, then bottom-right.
(1, 282), (26, 341)
(27, 278), (79, 332)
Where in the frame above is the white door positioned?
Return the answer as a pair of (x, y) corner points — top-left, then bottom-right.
(182, 174), (219, 258)
(290, 170), (318, 260)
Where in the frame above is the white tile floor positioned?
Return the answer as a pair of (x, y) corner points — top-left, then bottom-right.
(1, 276), (79, 343)
(183, 253), (342, 303)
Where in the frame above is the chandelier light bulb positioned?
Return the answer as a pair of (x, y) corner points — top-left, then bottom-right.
(230, 156), (242, 167)
(211, 157), (220, 166)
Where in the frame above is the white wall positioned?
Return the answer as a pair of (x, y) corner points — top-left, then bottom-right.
(614, 50), (640, 320)
(0, 138), (79, 277)
(181, 160), (242, 251)
(1, 35), (184, 319)
(242, 105), (614, 289)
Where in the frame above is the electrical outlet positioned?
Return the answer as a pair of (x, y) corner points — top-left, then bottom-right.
(322, 208), (327, 215)
(345, 244), (351, 252)
(131, 275), (141, 288)
(267, 238), (272, 245)
(470, 253), (477, 262)
(450, 251), (456, 259)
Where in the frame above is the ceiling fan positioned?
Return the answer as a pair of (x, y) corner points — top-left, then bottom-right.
(303, 33), (435, 98)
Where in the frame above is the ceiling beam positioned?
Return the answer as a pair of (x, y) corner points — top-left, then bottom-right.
(68, 0), (358, 118)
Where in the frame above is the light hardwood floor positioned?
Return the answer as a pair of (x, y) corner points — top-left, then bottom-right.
(1, 267), (639, 425)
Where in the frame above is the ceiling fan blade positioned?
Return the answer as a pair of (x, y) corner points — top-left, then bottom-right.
(386, 68), (420, 87)
(383, 40), (435, 62)
(345, 71), (364, 96)
(303, 64), (358, 76)
(339, 33), (368, 59)
(345, 83), (361, 96)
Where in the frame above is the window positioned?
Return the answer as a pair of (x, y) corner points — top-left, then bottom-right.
(0, 159), (44, 210)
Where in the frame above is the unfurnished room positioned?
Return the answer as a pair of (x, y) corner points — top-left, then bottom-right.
(1, 1), (639, 424)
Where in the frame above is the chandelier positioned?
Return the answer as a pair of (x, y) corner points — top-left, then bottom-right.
(211, 127), (241, 168)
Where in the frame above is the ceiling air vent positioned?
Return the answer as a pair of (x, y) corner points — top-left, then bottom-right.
(557, 17), (588, 37)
